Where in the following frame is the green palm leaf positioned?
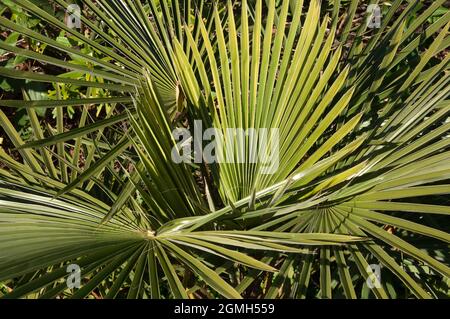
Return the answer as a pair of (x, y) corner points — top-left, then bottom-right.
(0, 0), (448, 299)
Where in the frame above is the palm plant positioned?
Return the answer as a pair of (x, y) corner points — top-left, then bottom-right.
(0, 0), (449, 298)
